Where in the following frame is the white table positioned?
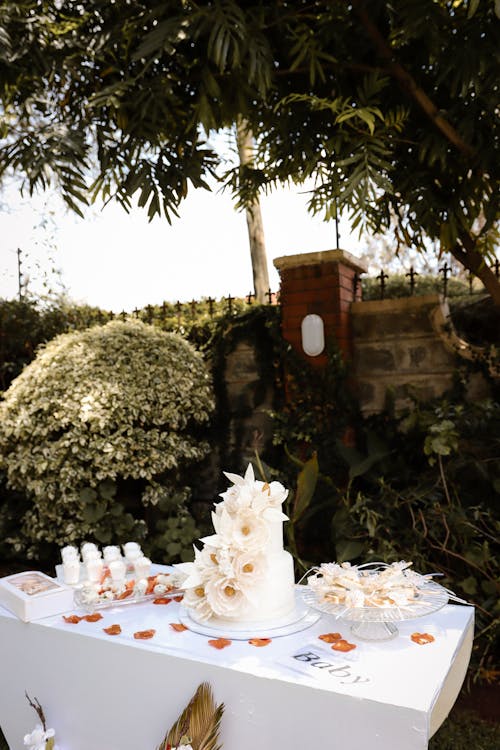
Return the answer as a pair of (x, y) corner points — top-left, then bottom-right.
(0, 591), (473, 750)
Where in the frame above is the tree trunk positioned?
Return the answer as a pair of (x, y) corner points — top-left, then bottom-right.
(452, 234), (500, 306)
(236, 118), (270, 303)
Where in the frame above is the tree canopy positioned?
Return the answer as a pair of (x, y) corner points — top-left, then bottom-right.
(1, 0), (499, 300)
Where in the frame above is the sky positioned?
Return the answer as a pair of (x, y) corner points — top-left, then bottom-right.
(0, 178), (363, 313)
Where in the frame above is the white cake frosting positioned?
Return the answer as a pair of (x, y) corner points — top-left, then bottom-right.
(177, 464), (296, 627)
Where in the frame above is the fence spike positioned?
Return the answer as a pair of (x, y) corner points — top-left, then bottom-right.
(405, 267), (419, 295)
(376, 270), (388, 300)
(439, 262), (452, 297)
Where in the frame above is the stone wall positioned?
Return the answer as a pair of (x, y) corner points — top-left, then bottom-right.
(351, 294), (490, 415)
(224, 340), (275, 461)
(193, 340), (276, 505)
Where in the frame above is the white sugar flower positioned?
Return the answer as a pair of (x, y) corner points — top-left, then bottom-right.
(221, 464), (289, 515)
(231, 509), (270, 552)
(206, 506), (269, 552)
(232, 550), (267, 587)
(183, 585), (213, 621)
(205, 577), (246, 617)
(24, 724), (55, 750)
(176, 544), (220, 589)
(214, 547), (235, 578)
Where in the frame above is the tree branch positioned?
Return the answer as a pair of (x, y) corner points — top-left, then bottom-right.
(452, 233), (500, 305)
(350, 0), (476, 159)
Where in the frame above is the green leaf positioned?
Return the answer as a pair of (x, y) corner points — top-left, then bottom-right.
(480, 580), (497, 596)
(94, 527), (112, 544)
(81, 504), (106, 523)
(98, 479), (116, 501)
(335, 539), (365, 563)
(79, 487), (98, 504)
(459, 576), (478, 595)
(167, 541), (182, 556)
(292, 452), (319, 522)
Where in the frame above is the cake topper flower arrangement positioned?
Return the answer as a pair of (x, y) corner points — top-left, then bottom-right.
(177, 464), (288, 621)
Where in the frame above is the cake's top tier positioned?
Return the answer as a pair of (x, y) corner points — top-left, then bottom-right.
(205, 464), (289, 554)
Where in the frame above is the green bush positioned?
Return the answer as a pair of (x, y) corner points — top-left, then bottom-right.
(361, 273), (470, 300)
(275, 364), (499, 681)
(0, 319), (214, 562)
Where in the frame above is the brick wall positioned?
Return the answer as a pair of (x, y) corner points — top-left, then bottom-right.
(274, 249), (366, 365)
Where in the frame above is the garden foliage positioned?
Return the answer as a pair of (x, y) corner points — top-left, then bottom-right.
(0, 297), (113, 392)
(0, 319), (214, 561)
(274, 349), (499, 681)
(0, 297), (498, 680)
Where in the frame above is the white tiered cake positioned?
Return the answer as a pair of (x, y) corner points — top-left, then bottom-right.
(177, 464), (296, 628)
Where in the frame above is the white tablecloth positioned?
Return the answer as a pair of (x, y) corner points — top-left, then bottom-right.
(0, 587), (473, 750)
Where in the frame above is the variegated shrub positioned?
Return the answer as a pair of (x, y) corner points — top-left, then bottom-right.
(0, 320), (214, 557)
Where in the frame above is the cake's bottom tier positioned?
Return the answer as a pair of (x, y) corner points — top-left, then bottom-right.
(191, 550), (296, 630)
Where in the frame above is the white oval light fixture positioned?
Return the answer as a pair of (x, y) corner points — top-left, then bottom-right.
(301, 314), (325, 356)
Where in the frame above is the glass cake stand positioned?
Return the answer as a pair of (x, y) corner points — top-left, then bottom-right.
(301, 580), (450, 641)
(179, 588), (321, 640)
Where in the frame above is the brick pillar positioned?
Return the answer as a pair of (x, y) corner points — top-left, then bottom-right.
(273, 249), (367, 368)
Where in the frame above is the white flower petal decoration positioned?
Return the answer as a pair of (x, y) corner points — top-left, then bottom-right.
(205, 577), (245, 616)
(262, 507), (289, 523)
(183, 586), (213, 621)
(198, 533), (223, 548)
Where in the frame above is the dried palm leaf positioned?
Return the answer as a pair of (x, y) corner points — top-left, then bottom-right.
(157, 682), (224, 750)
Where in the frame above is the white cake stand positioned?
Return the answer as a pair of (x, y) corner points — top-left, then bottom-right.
(179, 589), (321, 640)
(301, 581), (450, 641)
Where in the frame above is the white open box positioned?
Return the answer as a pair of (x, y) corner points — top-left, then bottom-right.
(0, 571), (75, 622)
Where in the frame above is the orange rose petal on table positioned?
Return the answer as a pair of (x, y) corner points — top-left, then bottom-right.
(103, 624), (122, 636)
(63, 614), (82, 624)
(170, 623), (188, 632)
(134, 629), (156, 640)
(83, 613), (103, 622)
(100, 569), (111, 584)
(146, 576), (158, 595)
(411, 632), (435, 645)
(331, 639), (357, 652)
(153, 597), (172, 605)
(248, 638), (272, 647)
(116, 589), (134, 600)
(319, 632), (343, 643)
(173, 595), (184, 602)
(208, 638), (232, 650)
